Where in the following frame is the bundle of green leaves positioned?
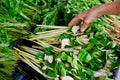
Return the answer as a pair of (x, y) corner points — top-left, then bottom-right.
(14, 24), (119, 80)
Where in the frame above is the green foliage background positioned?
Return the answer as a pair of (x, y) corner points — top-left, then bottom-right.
(0, 0), (119, 80)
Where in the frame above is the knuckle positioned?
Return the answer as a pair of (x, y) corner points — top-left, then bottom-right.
(77, 14), (84, 20)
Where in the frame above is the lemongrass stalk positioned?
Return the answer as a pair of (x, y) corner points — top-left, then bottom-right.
(23, 2), (38, 11)
(30, 35), (57, 40)
(35, 40), (69, 53)
(32, 38), (59, 44)
(36, 25), (68, 29)
(30, 29), (67, 40)
(0, 22), (28, 27)
(32, 40), (49, 48)
(16, 49), (40, 63)
(32, 45), (43, 50)
(14, 48), (37, 60)
(35, 28), (67, 35)
(30, 34), (58, 40)
(108, 15), (117, 21)
(40, 38), (59, 44)
(30, 29), (82, 41)
(36, 40), (63, 53)
(19, 46), (44, 55)
(32, 30), (55, 35)
(19, 11), (31, 20)
(0, 58), (15, 61)
(5, 28), (28, 34)
(72, 33), (83, 36)
(18, 51), (42, 69)
(17, 54), (42, 69)
(30, 33), (58, 38)
(19, 56), (51, 78)
(33, 40), (60, 52)
(19, 53), (40, 65)
(30, 59), (42, 69)
(14, 48), (41, 64)
(105, 18), (114, 23)
(14, 51), (21, 58)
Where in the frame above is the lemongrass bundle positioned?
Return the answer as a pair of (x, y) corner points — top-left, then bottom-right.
(105, 18), (120, 45)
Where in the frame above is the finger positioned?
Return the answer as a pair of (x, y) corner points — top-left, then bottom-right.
(80, 15), (94, 32)
(68, 17), (82, 27)
(80, 23), (89, 32)
(68, 11), (87, 27)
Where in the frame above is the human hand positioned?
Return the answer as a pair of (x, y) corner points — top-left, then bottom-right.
(68, 7), (102, 32)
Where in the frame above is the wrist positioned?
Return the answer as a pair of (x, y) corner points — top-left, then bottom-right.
(97, 2), (120, 16)
(89, 5), (104, 18)
(95, 4), (106, 17)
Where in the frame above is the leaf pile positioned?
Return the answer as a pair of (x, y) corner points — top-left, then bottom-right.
(0, 0), (120, 80)
(14, 25), (119, 80)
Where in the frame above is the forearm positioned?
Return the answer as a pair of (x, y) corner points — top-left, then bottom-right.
(96, 1), (120, 16)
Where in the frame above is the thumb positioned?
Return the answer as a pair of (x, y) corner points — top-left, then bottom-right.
(80, 23), (89, 32)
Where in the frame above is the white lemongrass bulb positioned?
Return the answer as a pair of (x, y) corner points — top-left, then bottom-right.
(61, 76), (74, 80)
(44, 54), (53, 63)
(61, 39), (70, 49)
(72, 26), (79, 34)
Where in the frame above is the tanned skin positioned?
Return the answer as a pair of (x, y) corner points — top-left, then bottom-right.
(68, 0), (120, 32)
